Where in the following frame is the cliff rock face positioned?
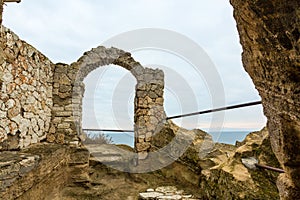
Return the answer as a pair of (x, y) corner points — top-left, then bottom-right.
(230, 0), (300, 199)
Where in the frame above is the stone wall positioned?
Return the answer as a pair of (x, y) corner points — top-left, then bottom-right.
(134, 68), (165, 159)
(47, 63), (77, 145)
(0, 26), (53, 150)
(49, 46), (166, 158)
(230, 0), (300, 199)
(0, 23), (166, 156)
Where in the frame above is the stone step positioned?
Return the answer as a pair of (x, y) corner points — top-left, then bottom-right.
(85, 144), (137, 165)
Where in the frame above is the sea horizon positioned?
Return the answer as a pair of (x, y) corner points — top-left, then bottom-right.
(84, 129), (259, 147)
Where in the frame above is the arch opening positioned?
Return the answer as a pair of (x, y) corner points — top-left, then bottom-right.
(82, 65), (136, 147)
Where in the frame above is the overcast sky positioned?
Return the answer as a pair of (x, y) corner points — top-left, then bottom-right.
(3, 0), (267, 132)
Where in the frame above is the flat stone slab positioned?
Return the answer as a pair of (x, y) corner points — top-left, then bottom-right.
(139, 186), (198, 200)
(85, 144), (136, 164)
(157, 194), (182, 200)
(139, 192), (164, 199)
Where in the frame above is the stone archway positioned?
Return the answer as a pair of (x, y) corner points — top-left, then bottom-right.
(49, 46), (166, 159)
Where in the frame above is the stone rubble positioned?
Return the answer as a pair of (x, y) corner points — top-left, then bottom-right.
(139, 186), (198, 200)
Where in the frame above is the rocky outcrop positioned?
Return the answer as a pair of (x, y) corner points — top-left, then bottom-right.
(0, 143), (91, 200)
(153, 124), (280, 199)
(0, 26), (53, 150)
(230, 0), (300, 199)
(199, 128), (280, 199)
(152, 121), (215, 173)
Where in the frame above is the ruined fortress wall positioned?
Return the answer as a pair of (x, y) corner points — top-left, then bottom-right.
(0, 24), (165, 156)
(0, 26), (54, 150)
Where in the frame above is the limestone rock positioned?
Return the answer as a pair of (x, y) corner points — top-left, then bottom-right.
(230, 0), (300, 198)
(153, 122), (280, 199)
(198, 128), (280, 199)
(152, 121), (214, 172)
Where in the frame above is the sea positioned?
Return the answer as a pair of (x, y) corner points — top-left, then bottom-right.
(86, 130), (254, 147)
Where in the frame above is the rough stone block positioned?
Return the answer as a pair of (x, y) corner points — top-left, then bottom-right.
(136, 142), (151, 152)
(138, 151), (148, 160)
(55, 111), (72, 117)
(57, 123), (70, 129)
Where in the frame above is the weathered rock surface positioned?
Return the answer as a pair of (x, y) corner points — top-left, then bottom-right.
(153, 124), (280, 199)
(199, 128), (280, 199)
(230, 0), (300, 199)
(152, 121), (214, 173)
(61, 144), (203, 200)
(0, 143), (70, 200)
